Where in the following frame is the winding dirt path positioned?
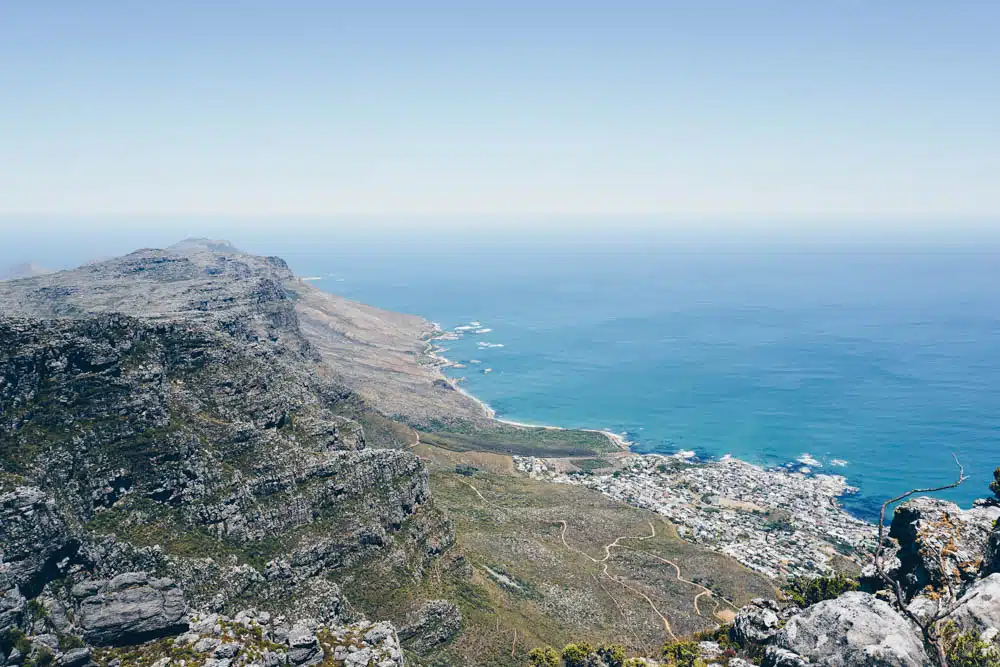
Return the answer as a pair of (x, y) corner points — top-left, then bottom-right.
(456, 478), (491, 505)
(557, 520), (678, 640)
(620, 546), (736, 621)
(452, 477), (729, 639)
(557, 518), (737, 638)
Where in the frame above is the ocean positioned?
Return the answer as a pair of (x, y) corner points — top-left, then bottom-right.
(270, 234), (999, 522)
(8, 227), (998, 522)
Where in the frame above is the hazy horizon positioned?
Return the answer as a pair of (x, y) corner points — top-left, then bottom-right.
(3, 216), (999, 276)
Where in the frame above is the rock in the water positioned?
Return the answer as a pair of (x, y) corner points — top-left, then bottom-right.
(75, 573), (187, 646)
(889, 497), (1000, 598)
(770, 591), (929, 666)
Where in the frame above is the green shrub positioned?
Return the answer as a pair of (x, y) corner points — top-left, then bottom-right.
(662, 639), (701, 667)
(1, 629), (31, 657)
(527, 646), (560, 667)
(782, 572), (859, 608)
(25, 646), (55, 667)
(990, 467), (1000, 501)
(58, 635), (86, 652)
(942, 622), (1000, 667)
(562, 642), (594, 667)
(597, 643), (627, 667)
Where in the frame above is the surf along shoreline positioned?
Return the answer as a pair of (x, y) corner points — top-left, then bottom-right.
(423, 323), (631, 451)
(421, 321), (878, 517)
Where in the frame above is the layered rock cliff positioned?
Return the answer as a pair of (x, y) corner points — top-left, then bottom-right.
(0, 240), (461, 666)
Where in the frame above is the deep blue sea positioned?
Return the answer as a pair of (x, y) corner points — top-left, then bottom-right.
(8, 228), (998, 522)
(262, 236), (1000, 522)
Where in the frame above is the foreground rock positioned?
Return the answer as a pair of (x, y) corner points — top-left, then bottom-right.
(74, 573), (187, 646)
(888, 497), (1000, 599)
(766, 592), (929, 666)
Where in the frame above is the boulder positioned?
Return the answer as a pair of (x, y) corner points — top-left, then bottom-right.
(58, 647), (92, 667)
(985, 520), (1000, 575)
(889, 497), (1000, 598)
(733, 598), (792, 645)
(762, 647), (810, 667)
(0, 488), (78, 597)
(0, 572), (26, 633)
(949, 573), (1000, 635)
(397, 599), (461, 652)
(770, 591), (929, 666)
(75, 573), (187, 646)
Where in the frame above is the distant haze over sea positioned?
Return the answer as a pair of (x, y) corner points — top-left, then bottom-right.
(5, 222), (999, 520)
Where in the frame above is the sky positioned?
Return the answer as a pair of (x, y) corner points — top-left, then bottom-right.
(1, 2), (999, 225)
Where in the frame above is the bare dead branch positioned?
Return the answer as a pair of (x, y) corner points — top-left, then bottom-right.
(871, 454), (969, 667)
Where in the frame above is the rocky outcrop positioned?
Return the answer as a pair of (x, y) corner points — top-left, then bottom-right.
(166, 612), (405, 667)
(948, 573), (1000, 636)
(73, 573), (187, 646)
(888, 497), (1000, 599)
(733, 598), (794, 645)
(724, 489), (1000, 667)
(0, 240), (456, 665)
(767, 592), (929, 666)
(986, 519), (1000, 575)
(397, 599), (462, 652)
(0, 488), (78, 598)
(0, 572), (26, 633)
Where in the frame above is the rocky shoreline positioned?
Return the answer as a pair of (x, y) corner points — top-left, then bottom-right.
(515, 453), (878, 579)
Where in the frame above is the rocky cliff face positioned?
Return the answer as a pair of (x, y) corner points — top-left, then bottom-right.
(0, 240), (456, 666)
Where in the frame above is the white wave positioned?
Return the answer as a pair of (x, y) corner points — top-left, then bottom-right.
(473, 328), (492, 334)
(477, 342), (504, 348)
(673, 450), (697, 460)
(468, 359), (482, 364)
(830, 459), (849, 467)
(797, 453), (822, 467)
(300, 276), (323, 282)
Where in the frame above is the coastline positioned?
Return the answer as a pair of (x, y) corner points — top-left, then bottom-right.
(424, 323), (630, 451)
(419, 320), (882, 577)
(422, 321), (869, 513)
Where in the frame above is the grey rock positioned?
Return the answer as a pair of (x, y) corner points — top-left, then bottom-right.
(771, 592), (929, 666)
(986, 520), (1000, 575)
(59, 648), (92, 667)
(397, 599), (461, 652)
(889, 497), (1000, 598)
(0, 488), (78, 597)
(0, 573), (26, 633)
(76, 574), (187, 646)
(950, 572), (1000, 635)
(733, 598), (792, 645)
(762, 647), (810, 667)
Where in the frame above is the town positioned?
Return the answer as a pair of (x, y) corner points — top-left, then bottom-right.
(514, 453), (878, 578)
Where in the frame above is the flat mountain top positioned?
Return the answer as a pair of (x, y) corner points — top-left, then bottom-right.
(0, 238), (485, 425)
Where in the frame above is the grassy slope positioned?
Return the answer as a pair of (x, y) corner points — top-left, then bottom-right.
(339, 444), (777, 667)
(418, 421), (618, 458)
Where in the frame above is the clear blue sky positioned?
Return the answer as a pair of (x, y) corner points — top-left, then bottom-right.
(1, 2), (998, 223)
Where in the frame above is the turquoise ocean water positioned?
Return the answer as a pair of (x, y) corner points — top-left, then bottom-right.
(273, 236), (999, 522)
